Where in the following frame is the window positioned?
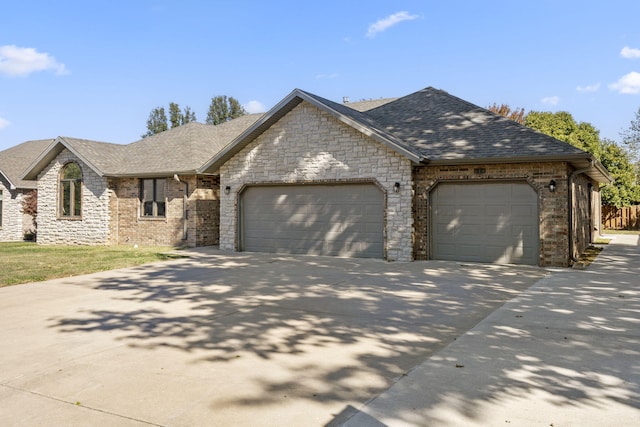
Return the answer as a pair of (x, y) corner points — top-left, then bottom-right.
(140, 178), (166, 217)
(0, 189), (3, 226)
(59, 162), (82, 218)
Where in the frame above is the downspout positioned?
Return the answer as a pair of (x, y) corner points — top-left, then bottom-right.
(173, 174), (188, 242)
(567, 158), (594, 264)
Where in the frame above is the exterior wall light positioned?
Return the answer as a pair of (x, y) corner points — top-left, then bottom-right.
(549, 180), (556, 192)
(394, 182), (400, 193)
(224, 186), (231, 195)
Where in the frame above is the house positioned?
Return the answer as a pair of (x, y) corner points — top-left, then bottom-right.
(200, 87), (612, 267)
(19, 86), (611, 267)
(21, 115), (262, 247)
(0, 139), (53, 241)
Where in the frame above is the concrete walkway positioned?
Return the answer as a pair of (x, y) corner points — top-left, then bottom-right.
(340, 234), (640, 426)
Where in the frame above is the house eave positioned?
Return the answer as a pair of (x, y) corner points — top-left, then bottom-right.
(423, 153), (613, 184)
(0, 169), (17, 190)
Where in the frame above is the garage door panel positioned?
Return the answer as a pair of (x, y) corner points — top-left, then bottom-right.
(241, 184), (384, 258)
(432, 182), (539, 265)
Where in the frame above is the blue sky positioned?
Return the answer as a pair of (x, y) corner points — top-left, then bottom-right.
(1, 0), (640, 151)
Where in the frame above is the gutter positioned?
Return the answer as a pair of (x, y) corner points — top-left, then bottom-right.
(173, 174), (189, 241)
(568, 158), (594, 264)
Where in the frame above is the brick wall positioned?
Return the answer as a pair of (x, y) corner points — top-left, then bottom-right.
(37, 150), (110, 245)
(413, 162), (572, 267)
(219, 101), (414, 261)
(108, 175), (219, 247)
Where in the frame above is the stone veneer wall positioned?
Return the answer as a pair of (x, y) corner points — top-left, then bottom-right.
(37, 149), (110, 245)
(218, 101), (414, 261)
(413, 162), (572, 267)
(107, 174), (219, 247)
(0, 178), (33, 242)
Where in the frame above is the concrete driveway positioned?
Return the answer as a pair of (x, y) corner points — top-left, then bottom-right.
(0, 251), (545, 426)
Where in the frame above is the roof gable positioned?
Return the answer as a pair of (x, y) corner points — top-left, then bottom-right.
(198, 89), (424, 174)
(21, 137), (127, 180)
(0, 139), (53, 189)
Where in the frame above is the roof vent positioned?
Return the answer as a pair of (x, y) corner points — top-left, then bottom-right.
(342, 96), (349, 104)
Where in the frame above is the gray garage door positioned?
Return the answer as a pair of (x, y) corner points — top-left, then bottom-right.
(431, 182), (539, 265)
(240, 184), (384, 258)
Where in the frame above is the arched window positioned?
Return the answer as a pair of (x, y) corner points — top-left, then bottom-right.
(59, 162), (82, 218)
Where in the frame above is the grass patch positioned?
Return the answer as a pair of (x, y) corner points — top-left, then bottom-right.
(574, 245), (604, 269)
(603, 229), (640, 235)
(0, 243), (179, 287)
(594, 237), (612, 244)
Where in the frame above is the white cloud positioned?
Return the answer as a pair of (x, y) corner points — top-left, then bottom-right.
(0, 45), (68, 77)
(609, 71), (640, 94)
(0, 117), (10, 129)
(541, 96), (560, 106)
(244, 100), (266, 114)
(576, 83), (601, 93)
(366, 11), (419, 38)
(621, 46), (640, 59)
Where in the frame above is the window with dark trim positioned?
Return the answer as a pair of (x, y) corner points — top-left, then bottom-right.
(140, 178), (166, 217)
(59, 162), (82, 218)
(0, 189), (3, 226)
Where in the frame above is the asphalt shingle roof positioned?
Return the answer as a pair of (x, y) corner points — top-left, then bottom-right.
(121, 115), (262, 175)
(365, 87), (588, 161)
(17, 86), (609, 183)
(0, 139), (53, 189)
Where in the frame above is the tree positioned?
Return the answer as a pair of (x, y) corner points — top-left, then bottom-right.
(144, 103), (198, 137)
(621, 107), (640, 161)
(169, 102), (182, 129)
(206, 95), (246, 125)
(524, 111), (579, 143)
(169, 103), (197, 128)
(599, 139), (640, 207)
(21, 190), (37, 240)
(182, 106), (196, 124)
(142, 107), (168, 138)
(524, 110), (640, 206)
(487, 103), (526, 124)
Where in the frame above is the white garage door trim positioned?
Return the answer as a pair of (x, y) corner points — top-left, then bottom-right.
(430, 180), (539, 265)
(239, 183), (385, 258)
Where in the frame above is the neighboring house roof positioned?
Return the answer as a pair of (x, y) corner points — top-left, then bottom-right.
(21, 114), (263, 180)
(200, 87), (612, 183)
(0, 139), (53, 189)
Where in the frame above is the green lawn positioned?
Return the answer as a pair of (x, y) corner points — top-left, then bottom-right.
(0, 242), (178, 287)
(603, 229), (640, 235)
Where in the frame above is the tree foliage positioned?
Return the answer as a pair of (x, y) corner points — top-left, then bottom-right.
(599, 139), (640, 207)
(142, 106), (168, 138)
(524, 110), (639, 207)
(621, 107), (640, 161)
(143, 96), (242, 137)
(206, 95), (246, 125)
(487, 103), (526, 124)
(21, 190), (37, 238)
(169, 102), (197, 129)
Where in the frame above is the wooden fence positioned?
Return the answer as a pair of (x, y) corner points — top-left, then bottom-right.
(602, 205), (640, 230)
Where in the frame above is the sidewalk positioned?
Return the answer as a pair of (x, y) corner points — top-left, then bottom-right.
(340, 234), (640, 426)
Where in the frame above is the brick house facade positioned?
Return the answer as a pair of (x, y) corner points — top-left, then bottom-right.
(0, 139), (51, 242)
(17, 86), (611, 267)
